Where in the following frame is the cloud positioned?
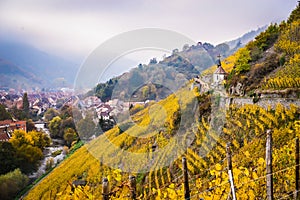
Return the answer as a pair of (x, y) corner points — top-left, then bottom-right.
(0, 0), (297, 61)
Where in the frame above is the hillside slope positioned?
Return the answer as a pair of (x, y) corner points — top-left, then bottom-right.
(25, 87), (300, 199)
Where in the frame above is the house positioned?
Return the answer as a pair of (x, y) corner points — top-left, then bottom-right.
(82, 96), (102, 108)
(0, 126), (11, 141)
(99, 112), (110, 120)
(0, 120), (27, 142)
(96, 104), (113, 120)
(213, 59), (227, 84)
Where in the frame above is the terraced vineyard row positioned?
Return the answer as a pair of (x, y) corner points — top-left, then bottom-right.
(24, 99), (300, 199)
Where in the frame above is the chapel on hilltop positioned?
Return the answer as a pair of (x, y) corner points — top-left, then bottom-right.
(213, 58), (227, 84)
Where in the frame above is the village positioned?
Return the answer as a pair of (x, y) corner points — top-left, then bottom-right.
(0, 85), (156, 142)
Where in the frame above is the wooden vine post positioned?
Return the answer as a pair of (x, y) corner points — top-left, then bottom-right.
(182, 157), (190, 200)
(266, 130), (273, 200)
(102, 177), (109, 200)
(129, 175), (137, 200)
(295, 137), (299, 200)
(227, 143), (236, 200)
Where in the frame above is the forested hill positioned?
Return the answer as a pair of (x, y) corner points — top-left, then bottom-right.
(91, 27), (265, 102)
(24, 4), (300, 200)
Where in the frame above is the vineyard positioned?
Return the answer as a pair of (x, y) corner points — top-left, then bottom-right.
(24, 89), (300, 199)
(258, 18), (300, 91)
(262, 53), (300, 90)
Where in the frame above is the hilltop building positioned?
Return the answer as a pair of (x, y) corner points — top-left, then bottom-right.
(213, 58), (227, 84)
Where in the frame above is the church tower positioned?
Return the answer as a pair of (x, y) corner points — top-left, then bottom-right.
(213, 56), (227, 84)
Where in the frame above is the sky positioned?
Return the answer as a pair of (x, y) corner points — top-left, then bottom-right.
(0, 0), (298, 64)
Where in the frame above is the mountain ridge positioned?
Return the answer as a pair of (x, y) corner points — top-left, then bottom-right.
(0, 58), (43, 89)
(0, 40), (79, 89)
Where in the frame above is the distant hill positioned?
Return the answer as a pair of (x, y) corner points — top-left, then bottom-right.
(0, 40), (79, 89)
(0, 58), (43, 89)
(92, 43), (217, 102)
(92, 29), (265, 102)
(225, 26), (268, 50)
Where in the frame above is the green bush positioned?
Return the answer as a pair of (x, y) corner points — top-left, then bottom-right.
(0, 169), (29, 200)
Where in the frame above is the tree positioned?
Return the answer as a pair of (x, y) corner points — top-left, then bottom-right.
(0, 142), (18, 175)
(60, 105), (73, 119)
(10, 130), (50, 152)
(149, 58), (157, 64)
(45, 158), (54, 171)
(234, 48), (251, 74)
(287, 3), (300, 24)
(60, 117), (76, 136)
(22, 93), (29, 118)
(99, 117), (115, 133)
(142, 85), (149, 99)
(9, 130), (50, 173)
(94, 78), (118, 101)
(29, 130), (51, 150)
(0, 168), (29, 200)
(249, 23), (279, 52)
(44, 108), (59, 122)
(49, 116), (62, 138)
(10, 106), (26, 120)
(275, 21), (300, 56)
(26, 119), (36, 132)
(0, 104), (11, 120)
(77, 115), (96, 140)
(63, 128), (77, 147)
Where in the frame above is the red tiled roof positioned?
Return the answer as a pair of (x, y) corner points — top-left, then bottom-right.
(0, 133), (10, 141)
(0, 120), (27, 134)
(0, 127), (10, 141)
(0, 120), (13, 126)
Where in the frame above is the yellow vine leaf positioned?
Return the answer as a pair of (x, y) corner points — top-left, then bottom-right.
(252, 171), (259, 179)
(244, 168), (249, 176)
(215, 163), (222, 171)
(258, 158), (265, 166)
(244, 151), (250, 158)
